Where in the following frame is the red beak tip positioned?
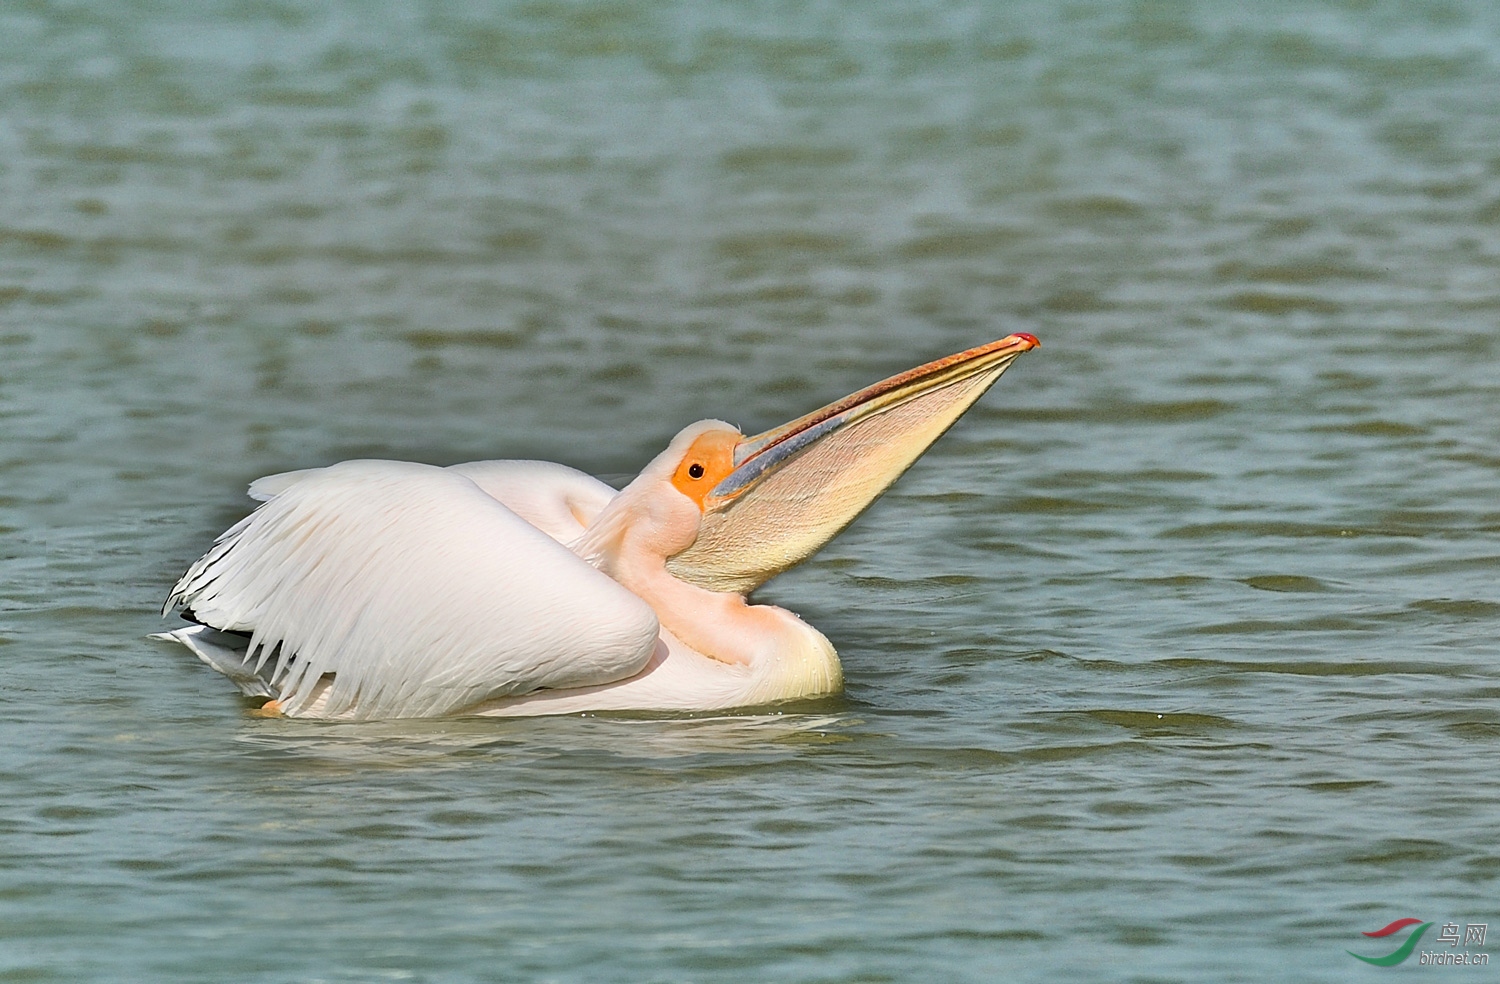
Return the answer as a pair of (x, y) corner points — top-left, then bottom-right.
(1012, 332), (1040, 349)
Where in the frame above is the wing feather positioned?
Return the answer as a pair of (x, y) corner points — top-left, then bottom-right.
(164, 460), (660, 719)
(445, 460), (615, 542)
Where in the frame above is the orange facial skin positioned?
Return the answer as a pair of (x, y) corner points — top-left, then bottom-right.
(669, 429), (741, 510)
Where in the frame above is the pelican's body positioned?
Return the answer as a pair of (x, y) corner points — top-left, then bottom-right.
(157, 334), (1038, 719)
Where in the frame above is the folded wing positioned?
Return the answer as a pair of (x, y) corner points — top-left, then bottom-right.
(446, 459), (616, 543)
(164, 460), (660, 719)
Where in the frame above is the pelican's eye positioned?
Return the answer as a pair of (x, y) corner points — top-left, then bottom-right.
(688, 463), (705, 479)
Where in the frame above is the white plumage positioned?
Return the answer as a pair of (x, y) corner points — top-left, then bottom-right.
(157, 333), (1038, 720)
(162, 461), (658, 718)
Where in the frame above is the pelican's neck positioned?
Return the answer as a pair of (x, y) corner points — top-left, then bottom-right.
(606, 545), (773, 667)
(579, 526), (841, 701)
(571, 468), (842, 701)
(624, 556), (843, 703)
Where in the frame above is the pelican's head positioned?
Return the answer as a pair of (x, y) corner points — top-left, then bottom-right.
(622, 332), (1037, 594)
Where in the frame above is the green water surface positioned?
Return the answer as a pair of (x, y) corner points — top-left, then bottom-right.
(3, 1), (1499, 980)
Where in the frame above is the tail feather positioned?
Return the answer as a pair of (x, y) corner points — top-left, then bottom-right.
(151, 626), (278, 699)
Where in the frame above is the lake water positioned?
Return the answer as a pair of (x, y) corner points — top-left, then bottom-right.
(4, 0), (1500, 980)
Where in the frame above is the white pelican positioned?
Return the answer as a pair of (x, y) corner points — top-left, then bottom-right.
(157, 333), (1038, 719)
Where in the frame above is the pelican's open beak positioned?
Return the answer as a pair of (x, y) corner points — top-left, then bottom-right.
(666, 333), (1038, 593)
